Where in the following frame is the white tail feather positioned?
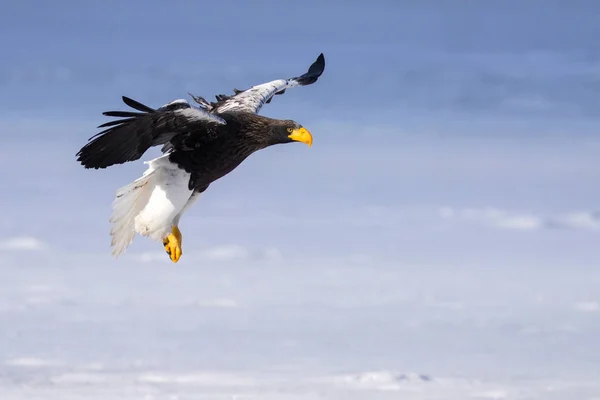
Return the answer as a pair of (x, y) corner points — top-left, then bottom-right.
(109, 155), (194, 257)
(110, 168), (159, 257)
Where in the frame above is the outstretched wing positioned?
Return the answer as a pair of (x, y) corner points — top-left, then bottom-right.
(196, 53), (325, 115)
(76, 96), (226, 169)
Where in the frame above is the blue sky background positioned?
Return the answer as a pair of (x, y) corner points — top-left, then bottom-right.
(1, 1), (600, 397)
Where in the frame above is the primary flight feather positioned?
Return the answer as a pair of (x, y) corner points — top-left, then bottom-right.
(76, 53), (325, 262)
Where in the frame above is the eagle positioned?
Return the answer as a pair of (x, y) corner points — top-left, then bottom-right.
(76, 53), (325, 263)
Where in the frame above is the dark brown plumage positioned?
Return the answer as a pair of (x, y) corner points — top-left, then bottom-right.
(76, 101), (308, 191)
(76, 53), (324, 192)
(161, 113), (307, 192)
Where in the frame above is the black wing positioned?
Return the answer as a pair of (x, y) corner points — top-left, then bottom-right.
(76, 97), (227, 169)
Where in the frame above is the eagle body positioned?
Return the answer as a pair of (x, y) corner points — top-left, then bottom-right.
(167, 112), (295, 191)
(77, 53), (325, 262)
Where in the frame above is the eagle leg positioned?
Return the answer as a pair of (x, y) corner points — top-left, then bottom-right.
(163, 225), (183, 263)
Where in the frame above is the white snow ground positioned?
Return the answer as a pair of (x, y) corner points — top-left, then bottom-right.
(1, 248), (600, 400)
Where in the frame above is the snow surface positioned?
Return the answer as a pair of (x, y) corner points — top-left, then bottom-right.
(1, 250), (600, 399)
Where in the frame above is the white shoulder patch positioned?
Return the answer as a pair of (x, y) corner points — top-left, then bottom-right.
(175, 107), (227, 125)
(214, 79), (288, 114)
(164, 99), (189, 107)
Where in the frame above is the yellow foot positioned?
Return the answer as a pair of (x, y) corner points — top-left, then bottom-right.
(162, 226), (182, 263)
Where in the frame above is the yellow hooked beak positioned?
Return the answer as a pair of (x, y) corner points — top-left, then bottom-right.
(288, 127), (313, 147)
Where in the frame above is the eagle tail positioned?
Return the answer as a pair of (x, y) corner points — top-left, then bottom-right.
(109, 166), (159, 257)
(109, 154), (194, 258)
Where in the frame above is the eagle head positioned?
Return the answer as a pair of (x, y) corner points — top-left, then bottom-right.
(272, 120), (313, 147)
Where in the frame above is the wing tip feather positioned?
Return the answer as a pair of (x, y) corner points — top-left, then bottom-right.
(294, 52), (326, 86)
(122, 96), (156, 113)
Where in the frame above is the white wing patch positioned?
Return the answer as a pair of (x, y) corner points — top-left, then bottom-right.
(174, 107), (227, 125)
(192, 53), (325, 115)
(213, 79), (297, 114)
(160, 99), (189, 107)
(157, 99), (227, 125)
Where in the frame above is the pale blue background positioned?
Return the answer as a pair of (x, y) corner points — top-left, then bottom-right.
(0, 1), (599, 398)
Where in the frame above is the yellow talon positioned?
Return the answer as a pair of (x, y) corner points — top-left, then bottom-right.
(162, 225), (182, 263)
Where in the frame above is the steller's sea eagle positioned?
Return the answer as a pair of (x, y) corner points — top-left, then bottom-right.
(76, 53), (325, 263)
